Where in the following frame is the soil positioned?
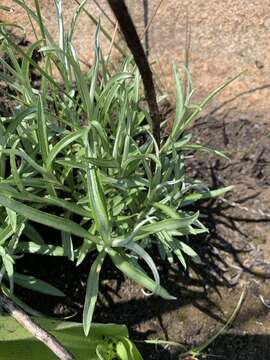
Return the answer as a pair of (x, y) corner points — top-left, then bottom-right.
(3, 0), (270, 124)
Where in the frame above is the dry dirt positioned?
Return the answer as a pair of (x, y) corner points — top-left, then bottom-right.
(2, 0), (270, 120)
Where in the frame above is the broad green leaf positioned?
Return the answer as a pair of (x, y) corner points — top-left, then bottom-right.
(0, 316), (141, 360)
(116, 337), (143, 360)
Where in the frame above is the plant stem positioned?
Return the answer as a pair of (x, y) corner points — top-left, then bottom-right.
(107, 0), (161, 148)
(0, 291), (75, 360)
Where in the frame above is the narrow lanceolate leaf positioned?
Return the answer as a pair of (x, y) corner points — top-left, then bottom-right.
(68, 0), (87, 41)
(83, 251), (106, 336)
(55, 159), (86, 171)
(116, 337), (143, 360)
(171, 64), (185, 138)
(61, 231), (74, 261)
(0, 224), (13, 246)
(16, 242), (64, 257)
(76, 239), (95, 266)
(180, 143), (230, 160)
(46, 129), (85, 166)
(6, 107), (36, 139)
(153, 202), (180, 219)
(22, 224), (44, 245)
(0, 195), (98, 243)
(124, 242), (160, 293)
(37, 95), (49, 163)
(0, 5), (12, 11)
(2, 285), (41, 316)
(12, 273), (65, 297)
(0, 315), (138, 358)
(0, 246), (14, 286)
(6, 208), (17, 232)
(86, 163), (111, 245)
(182, 186), (234, 206)
(0, 149), (50, 177)
(108, 248), (176, 300)
(87, 158), (119, 169)
(25, 193), (91, 218)
(10, 140), (24, 193)
(181, 72), (244, 131)
(139, 212), (199, 235)
(178, 241), (202, 263)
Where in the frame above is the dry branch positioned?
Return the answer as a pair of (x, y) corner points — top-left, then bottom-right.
(0, 291), (75, 360)
(107, 0), (161, 148)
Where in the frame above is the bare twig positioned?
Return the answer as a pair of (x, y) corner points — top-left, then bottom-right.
(74, 0), (127, 57)
(140, 0), (164, 41)
(107, 0), (161, 148)
(107, 21), (119, 62)
(0, 291), (75, 360)
(183, 8), (191, 99)
(93, 0), (118, 29)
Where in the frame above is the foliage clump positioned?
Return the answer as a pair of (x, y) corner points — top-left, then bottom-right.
(0, 0), (234, 341)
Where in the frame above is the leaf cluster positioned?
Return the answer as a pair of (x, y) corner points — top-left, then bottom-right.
(0, 0), (235, 336)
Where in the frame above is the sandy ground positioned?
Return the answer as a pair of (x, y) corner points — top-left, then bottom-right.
(2, 0), (270, 121)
